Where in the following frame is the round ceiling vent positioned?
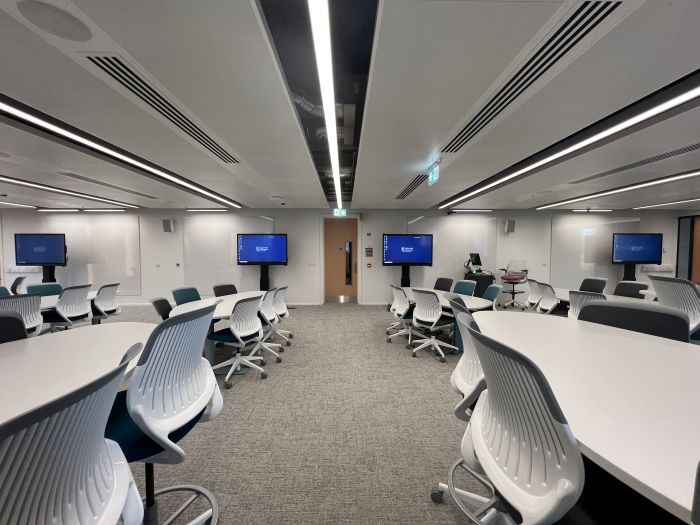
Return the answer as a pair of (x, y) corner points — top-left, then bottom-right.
(17, 0), (92, 42)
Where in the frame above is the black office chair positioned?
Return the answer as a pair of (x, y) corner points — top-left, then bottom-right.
(150, 297), (172, 321)
(579, 302), (690, 342)
(213, 283), (238, 297)
(0, 312), (27, 344)
(612, 281), (648, 299)
(10, 276), (26, 295)
(579, 277), (607, 294)
(434, 277), (454, 292)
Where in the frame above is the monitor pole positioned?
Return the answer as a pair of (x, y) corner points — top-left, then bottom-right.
(622, 263), (636, 281)
(400, 265), (411, 288)
(259, 265), (270, 291)
(42, 265), (57, 283)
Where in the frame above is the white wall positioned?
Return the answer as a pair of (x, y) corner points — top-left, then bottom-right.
(0, 207), (690, 305)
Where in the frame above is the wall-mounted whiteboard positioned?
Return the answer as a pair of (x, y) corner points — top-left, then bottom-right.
(183, 214), (274, 294)
(1, 213), (142, 295)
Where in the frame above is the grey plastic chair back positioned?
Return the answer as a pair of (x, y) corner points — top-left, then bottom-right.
(612, 280), (648, 299)
(434, 277), (453, 292)
(390, 285), (410, 318)
(0, 312), (27, 343)
(213, 283), (238, 297)
(94, 283), (120, 316)
(536, 282), (560, 314)
(56, 284), (92, 322)
(526, 279), (541, 307)
(259, 288), (279, 325)
(128, 305), (222, 464)
(150, 297), (172, 321)
(10, 276), (26, 295)
(412, 289), (442, 327)
(273, 286), (290, 318)
(649, 275), (700, 334)
(229, 295), (264, 342)
(568, 290), (606, 320)
(0, 343), (143, 524)
(579, 277), (607, 294)
(451, 312), (485, 422)
(466, 327), (584, 524)
(0, 293), (42, 334)
(579, 302), (690, 342)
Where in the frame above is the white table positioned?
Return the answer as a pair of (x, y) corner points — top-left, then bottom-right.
(0, 322), (155, 426)
(403, 287), (493, 311)
(473, 311), (700, 523)
(554, 287), (644, 304)
(169, 290), (265, 320)
(40, 290), (98, 311)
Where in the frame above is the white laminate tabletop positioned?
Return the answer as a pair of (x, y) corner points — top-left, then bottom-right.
(403, 287), (493, 311)
(554, 287), (644, 303)
(0, 322), (155, 425)
(40, 290), (98, 311)
(473, 311), (700, 523)
(169, 291), (265, 320)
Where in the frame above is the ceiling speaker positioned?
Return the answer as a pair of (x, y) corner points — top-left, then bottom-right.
(162, 219), (175, 233)
(504, 220), (516, 234)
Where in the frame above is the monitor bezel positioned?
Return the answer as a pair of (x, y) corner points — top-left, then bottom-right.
(382, 233), (434, 266)
(611, 232), (663, 265)
(236, 233), (288, 266)
(14, 233), (67, 267)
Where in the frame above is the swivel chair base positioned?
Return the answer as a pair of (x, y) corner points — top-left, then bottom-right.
(212, 350), (267, 388)
(143, 463), (219, 525)
(409, 334), (457, 362)
(502, 282), (527, 310)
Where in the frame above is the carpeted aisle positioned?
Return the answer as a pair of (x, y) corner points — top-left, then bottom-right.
(111, 303), (479, 524)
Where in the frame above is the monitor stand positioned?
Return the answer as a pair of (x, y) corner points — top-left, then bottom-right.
(400, 265), (411, 288)
(622, 263), (636, 281)
(42, 265), (57, 283)
(259, 265), (270, 291)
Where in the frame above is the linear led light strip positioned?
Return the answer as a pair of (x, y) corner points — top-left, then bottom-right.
(307, 0), (342, 209)
(0, 200), (35, 208)
(0, 101), (241, 209)
(450, 209), (493, 213)
(536, 170), (700, 210)
(439, 85), (700, 209)
(186, 208), (227, 212)
(0, 175), (138, 208)
(633, 197), (700, 210)
(571, 209), (612, 212)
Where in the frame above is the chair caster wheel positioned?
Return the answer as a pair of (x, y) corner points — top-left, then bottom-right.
(260, 360), (267, 366)
(260, 372), (268, 379)
(276, 356), (282, 363)
(289, 334), (293, 339)
(412, 353), (417, 358)
(286, 341), (291, 346)
(224, 381), (233, 389)
(386, 338), (391, 343)
(431, 489), (444, 504)
(405, 344), (411, 349)
(439, 357), (446, 363)
(386, 330), (390, 335)
(279, 348), (284, 353)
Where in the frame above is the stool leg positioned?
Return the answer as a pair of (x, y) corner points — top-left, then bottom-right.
(144, 463), (158, 524)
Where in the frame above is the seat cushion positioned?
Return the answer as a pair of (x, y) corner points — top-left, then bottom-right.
(206, 328), (258, 343)
(105, 390), (204, 463)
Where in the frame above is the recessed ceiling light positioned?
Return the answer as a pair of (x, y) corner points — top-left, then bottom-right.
(439, 83), (700, 210)
(0, 96), (242, 209)
(536, 169), (700, 210)
(633, 197), (700, 210)
(0, 175), (138, 208)
(571, 209), (613, 213)
(450, 209), (493, 213)
(186, 208), (228, 212)
(307, 0), (342, 209)
(83, 208), (126, 212)
(36, 208), (80, 212)
(407, 216), (425, 225)
(0, 200), (36, 209)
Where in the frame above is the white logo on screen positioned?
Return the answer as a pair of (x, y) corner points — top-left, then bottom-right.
(401, 247), (413, 253)
(630, 245), (643, 252)
(33, 247), (47, 253)
(256, 246), (269, 252)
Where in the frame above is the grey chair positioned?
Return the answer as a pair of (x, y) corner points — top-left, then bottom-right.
(612, 281), (648, 299)
(579, 302), (690, 342)
(0, 312), (27, 344)
(92, 283), (121, 324)
(10, 276), (26, 295)
(0, 294), (42, 336)
(150, 297), (173, 321)
(579, 277), (607, 293)
(434, 277), (454, 292)
(649, 275), (700, 340)
(213, 283), (238, 297)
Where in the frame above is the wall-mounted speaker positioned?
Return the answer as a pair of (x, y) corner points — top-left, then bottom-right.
(504, 219), (516, 233)
(162, 219), (175, 233)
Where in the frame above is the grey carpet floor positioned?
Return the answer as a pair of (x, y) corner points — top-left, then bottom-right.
(110, 304), (479, 524)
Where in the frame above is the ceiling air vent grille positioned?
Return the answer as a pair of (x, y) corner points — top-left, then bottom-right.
(57, 171), (158, 199)
(570, 142), (700, 184)
(87, 55), (239, 164)
(396, 174), (428, 200)
(442, 0), (621, 154)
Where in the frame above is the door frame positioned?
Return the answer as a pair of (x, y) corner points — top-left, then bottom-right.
(319, 213), (362, 304)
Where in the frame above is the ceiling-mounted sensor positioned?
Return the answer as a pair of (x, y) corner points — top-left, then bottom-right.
(17, 0), (92, 42)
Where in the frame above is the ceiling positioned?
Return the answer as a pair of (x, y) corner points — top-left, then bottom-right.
(0, 0), (699, 212)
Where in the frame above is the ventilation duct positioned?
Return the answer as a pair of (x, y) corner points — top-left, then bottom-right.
(57, 171), (158, 199)
(396, 174), (428, 200)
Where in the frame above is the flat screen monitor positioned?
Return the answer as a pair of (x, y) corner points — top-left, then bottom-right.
(469, 252), (482, 266)
(237, 234), (288, 265)
(382, 234), (433, 266)
(611, 233), (662, 264)
(15, 233), (67, 266)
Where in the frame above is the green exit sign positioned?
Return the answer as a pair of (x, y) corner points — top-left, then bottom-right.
(427, 163), (439, 186)
(333, 208), (347, 217)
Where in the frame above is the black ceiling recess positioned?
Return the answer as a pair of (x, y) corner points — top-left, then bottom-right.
(259, 0), (379, 205)
(442, 0), (621, 154)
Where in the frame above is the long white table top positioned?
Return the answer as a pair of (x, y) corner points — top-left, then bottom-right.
(403, 287), (493, 311)
(554, 287), (644, 304)
(0, 322), (155, 426)
(169, 290), (265, 320)
(473, 311), (699, 523)
(40, 290), (98, 310)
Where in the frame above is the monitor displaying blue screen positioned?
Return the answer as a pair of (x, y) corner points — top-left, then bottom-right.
(15, 233), (67, 266)
(382, 234), (433, 266)
(612, 233), (662, 264)
(237, 234), (288, 265)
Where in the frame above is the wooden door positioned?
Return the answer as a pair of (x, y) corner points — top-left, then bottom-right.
(324, 218), (358, 300)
